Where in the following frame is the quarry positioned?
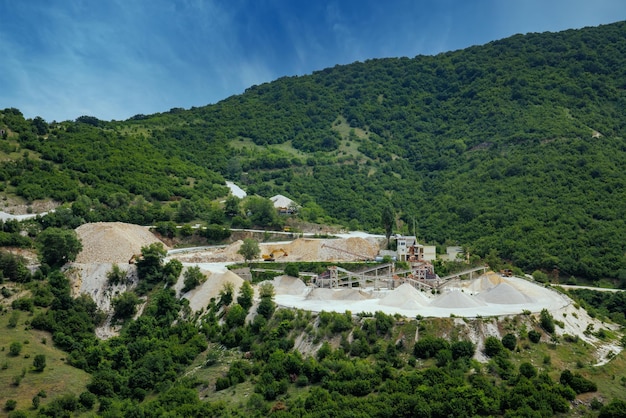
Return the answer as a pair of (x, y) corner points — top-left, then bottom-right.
(69, 222), (622, 365)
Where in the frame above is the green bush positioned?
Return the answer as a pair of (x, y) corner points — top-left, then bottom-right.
(78, 391), (96, 410)
(215, 377), (230, 391)
(4, 399), (17, 411)
(9, 341), (22, 356)
(32, 354), (46, 372)
(284, 263), (300, 277)
(532, 270), (548, 283)
(484, 336), (504, 358)
(414, 337), (450, 359)
(540, 309), (555, 334)
(528, 330), (541, 343)
(502, 333), (517, 351)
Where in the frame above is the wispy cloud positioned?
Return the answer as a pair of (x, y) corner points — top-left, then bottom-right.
(0, 0), (624, 122)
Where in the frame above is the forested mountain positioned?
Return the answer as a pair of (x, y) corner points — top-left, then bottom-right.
(1, 21), (626, 280)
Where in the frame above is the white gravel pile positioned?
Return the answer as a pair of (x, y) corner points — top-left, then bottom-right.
(333, 288), (371, 300)
(306, 288), (335, 300)
(476, 282), (535, 304)
(379, 283), (430, 309)
(430, 290), (488, 308)
(463, 272), (501, 293)
(267, 275), (309, 296)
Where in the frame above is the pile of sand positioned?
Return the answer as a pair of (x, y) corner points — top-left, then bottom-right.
(463, 272), (502, 293)
(379, 283), (430, 309)
(270, 237), (381, 262)
(306, 288), (335, 300)
(283, 239), (322, 260)
(221, 241), (244, 260)
(319, 237), (380, 261)
(476, 282), (535, 304)
(268, 275), (309, 296)
(305, 288), (370, 301)
(183, 269), (244, 312)
(333, 288), (371, 300)
(430, 290), (487, 308)
(75, 222), (167, 264)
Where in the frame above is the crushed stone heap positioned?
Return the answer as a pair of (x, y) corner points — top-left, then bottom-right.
(74, 222), (168, 264)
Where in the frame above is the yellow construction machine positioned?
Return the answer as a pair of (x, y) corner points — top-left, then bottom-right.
(262, 248), (288, 262)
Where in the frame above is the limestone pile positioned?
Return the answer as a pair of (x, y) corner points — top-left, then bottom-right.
(476, 282), (535, 304)
(333, 288), (371, 301)
(75, 222), (167, 264)
(379, 283), (430, 309)
(306, 288), (335, 301)
(283, 239), (322, 260)
(318, 237), (380, 261)
(463, 272), (502, 293)
(430, 290), (487, 308)
(268, 275), (309, 296)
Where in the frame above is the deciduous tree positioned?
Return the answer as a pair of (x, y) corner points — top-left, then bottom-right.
(238, 239), (260, 264)
(37, 228), (82, 267)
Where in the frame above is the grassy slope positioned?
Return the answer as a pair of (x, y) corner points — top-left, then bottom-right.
(0, 303), (90, 415)
(184, 313), (625, 412)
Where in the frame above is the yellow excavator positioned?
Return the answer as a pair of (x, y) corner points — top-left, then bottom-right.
(262, 249), (288, 262)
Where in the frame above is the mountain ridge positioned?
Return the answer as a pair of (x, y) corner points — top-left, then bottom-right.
(0, 20), (625, 280)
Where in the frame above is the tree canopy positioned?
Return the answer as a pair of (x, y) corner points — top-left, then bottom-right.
(37, 228), (82, 267)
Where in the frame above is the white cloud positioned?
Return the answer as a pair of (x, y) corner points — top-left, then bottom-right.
(1, 0), (624, 121)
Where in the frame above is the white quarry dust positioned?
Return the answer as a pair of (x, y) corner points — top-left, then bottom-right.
(273, 272), (571, 318)
(379, 283), (430, 310)
(429, 290), (488, 308)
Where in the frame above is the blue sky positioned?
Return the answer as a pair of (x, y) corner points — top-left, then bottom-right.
(1, 0), (624, 122)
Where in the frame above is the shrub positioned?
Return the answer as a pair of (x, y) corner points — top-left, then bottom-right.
(4, 399), (17, 411)
(451, 340), (475, 359)
(112, 292), (140, 321)
(560, 369), (598, 394)
(528, 329), (541, 343)
(540, 309), (555, 334)
(284, 263), (300, 278)
(519, 362), (537, 378)
(106, 264), (126, 285)
(413, 337), (450, 359)
(215, 377), (231, 391)
(484, 336), (504, 357)
(78, 391), (96, 409)
(11, 297), (34, 312)
(532, 270), (548, 283)
(7, 311), (19, 328)
(9, 341), (22, 356)
(501, 333), (517, 351)
(182, 266), (206, 293)
(32, 354), (46, 372)
(599, 399), (626, 417)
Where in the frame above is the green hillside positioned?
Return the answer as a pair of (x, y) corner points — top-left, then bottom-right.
(1, 21), (625, 280)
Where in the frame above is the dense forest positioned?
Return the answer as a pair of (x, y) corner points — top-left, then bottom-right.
(1, 21), (625, 280)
